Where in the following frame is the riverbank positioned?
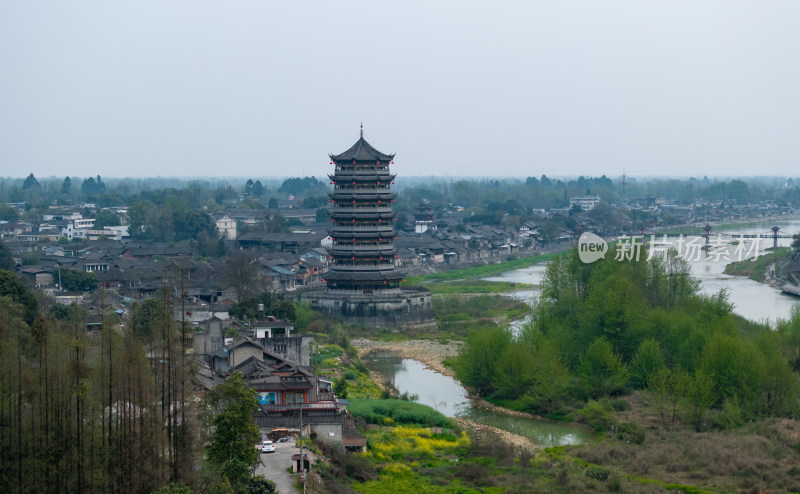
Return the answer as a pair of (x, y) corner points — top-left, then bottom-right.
(352, 339), (543, 451)
(723, 247), (791, 283)
(453, 417), (539, 453)
(659, 213), (800, 235)
(352, 338), (462, 377)
(351, 338), (557, 435)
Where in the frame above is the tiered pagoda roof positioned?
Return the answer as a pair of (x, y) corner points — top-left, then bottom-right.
(329, 135), (395, 163)
(324, 129), (403, 292)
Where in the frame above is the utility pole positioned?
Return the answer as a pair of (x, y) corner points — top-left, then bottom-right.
(299, 405), (306, 493)
(622, 171), (627, 202)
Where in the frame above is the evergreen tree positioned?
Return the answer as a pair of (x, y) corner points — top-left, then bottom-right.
(22, 173), (39, 190)
(61, 176), (72, 196)
(204, 371), (260, 490)
(578, 337), (629, 399)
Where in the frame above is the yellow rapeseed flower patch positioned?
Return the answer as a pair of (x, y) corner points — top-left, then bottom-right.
(365, 426), (471, 461)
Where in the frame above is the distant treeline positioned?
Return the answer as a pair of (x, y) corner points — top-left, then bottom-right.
(1, 174), (797, 211)
(1, 174), (799, 247)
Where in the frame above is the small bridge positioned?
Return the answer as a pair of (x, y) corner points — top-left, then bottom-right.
(659, 232), (793, 239)
(631, 225), (794, 250)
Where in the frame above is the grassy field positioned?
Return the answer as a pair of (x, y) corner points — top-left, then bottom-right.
(425, 280), (533, 294)
(317, 400), (674, 493)
(405, 251), (559, 285)
(432, 294), (529, 339)
(723, 247), (791, 282)
(564, 393), (800, 494)
(349, 399), (457, 428)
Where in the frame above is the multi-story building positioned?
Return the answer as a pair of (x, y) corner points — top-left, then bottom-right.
(302, 129), (435, 328)
(414, 203), (436, 234)
(324, 127), (403, 292)
(569, 195), (601, 212)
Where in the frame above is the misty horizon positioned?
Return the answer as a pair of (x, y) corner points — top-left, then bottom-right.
(3, 2), (800, 179)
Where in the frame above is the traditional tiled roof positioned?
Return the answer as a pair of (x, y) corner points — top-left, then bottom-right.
(330, 136), (394, 163)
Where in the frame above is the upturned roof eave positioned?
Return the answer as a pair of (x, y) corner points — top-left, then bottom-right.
(329, 137), (395, 162)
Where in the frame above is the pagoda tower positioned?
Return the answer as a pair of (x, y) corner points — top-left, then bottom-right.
(325, 127), (404, 292)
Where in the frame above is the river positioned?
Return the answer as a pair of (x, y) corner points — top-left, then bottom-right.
(486, 218), (800, 324)
(364, 351), (591, 447)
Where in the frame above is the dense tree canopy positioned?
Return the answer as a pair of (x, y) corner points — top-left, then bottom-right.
(58, 268), (98, 292)
(0, 241), (14, 271)
(81, 175), (107, 197)
(455, 247), (800, 424)
(93, 209), (121, 228)
(278, 176), (326, 196)
(0, 204), (20, 222)
(229, 292), (297, 323)
(126, 198), (219, 242)
(0, 270), (38, 324)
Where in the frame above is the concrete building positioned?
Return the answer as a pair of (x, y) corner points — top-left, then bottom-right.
(570, 196), (601, 212)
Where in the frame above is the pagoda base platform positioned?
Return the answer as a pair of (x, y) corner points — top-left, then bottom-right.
(300, 287), (435, 329)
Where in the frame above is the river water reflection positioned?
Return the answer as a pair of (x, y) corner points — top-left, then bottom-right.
(365, 351), (591, 447)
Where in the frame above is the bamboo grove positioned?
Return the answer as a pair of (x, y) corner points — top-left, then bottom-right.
(0, 270), (199, 494)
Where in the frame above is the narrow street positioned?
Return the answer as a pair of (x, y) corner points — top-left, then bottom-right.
(255, 441), (301, 494)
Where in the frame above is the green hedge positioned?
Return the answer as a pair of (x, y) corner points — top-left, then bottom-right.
(349, 399), (456, 428)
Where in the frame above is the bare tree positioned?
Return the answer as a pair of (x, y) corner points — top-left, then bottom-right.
(221, 251), (260, 303)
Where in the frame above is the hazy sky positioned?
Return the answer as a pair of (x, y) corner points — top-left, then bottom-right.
(1, 1), (799, 179)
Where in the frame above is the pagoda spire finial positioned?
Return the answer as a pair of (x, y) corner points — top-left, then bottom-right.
(360, 121), (363, 138)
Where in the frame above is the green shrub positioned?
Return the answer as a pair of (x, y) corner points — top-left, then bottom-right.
(616, 422), (645, 445)
(718, 395), (744, 430)
(610, 398), (630, 412)
(577, 400), (616, 433)
(320, 358), (338, 368)
(349, 399), (455, 428)
(585, 465), (611, 482)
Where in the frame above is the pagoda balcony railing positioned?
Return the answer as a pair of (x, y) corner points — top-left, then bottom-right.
(331, 197), (394, 204)
(333, 203), (393, 209)
(330, 237), (393, 244)
(331, 194), (394, 200)
(332, 186), (392, 193)
(332, 205), (393, 212)
(330, 225), (395, 232)
(333, 165), (391, 173)
(329, 173), (396, 181)
(330, 264), (397, 271)
(331, 243), (394, 250)
(331, 251), (394, 257)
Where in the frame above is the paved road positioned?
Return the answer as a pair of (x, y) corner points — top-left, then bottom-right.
(255, 441), (301, 494)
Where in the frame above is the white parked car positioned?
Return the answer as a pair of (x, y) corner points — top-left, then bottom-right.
(260, 440), (275, 453)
